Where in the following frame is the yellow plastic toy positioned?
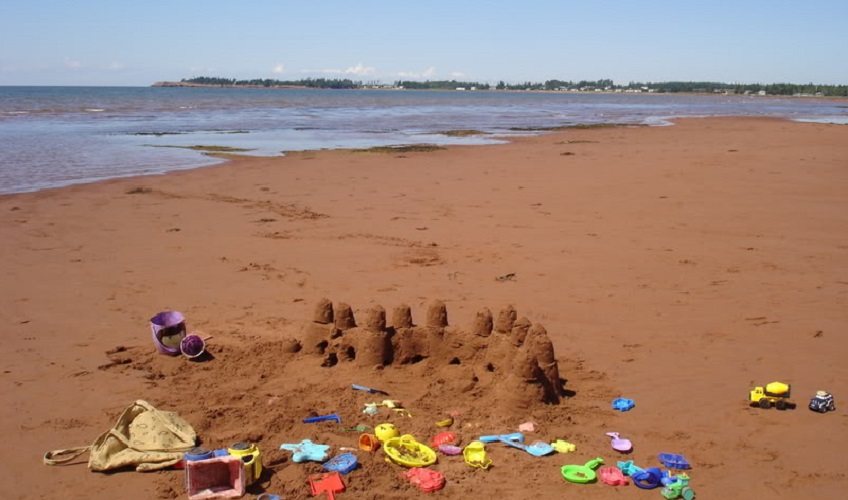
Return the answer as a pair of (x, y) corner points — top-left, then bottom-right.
(382, 435), (437, 467)
(463, 441), (492, 470)
(375, 423), (399, 442)
(551, 439), (577, 453)
(749, 381), (793, 410)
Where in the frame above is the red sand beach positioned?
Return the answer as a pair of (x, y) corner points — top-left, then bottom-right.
(1, 117), (847, 499)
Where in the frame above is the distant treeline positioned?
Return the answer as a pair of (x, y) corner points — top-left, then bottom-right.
(179, 76), (847, 96)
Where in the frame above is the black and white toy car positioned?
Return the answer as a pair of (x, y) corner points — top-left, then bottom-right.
(809, 391), (836, 413)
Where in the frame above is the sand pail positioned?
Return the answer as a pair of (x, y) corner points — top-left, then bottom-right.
(150, 311), (186, 356)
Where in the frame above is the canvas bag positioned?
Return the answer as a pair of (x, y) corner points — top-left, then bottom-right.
(43, 400), (197, 472)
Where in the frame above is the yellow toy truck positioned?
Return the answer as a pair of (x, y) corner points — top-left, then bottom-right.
(749, 381), (793, 410)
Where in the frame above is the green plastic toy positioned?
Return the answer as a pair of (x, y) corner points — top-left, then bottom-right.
(661, 473), (695, 500)
(561, 457), (604, 483)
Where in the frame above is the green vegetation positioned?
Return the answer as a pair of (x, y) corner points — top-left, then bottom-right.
(352, 144), (445, 153)
(176, 76), (848, 96)
(439, 129), (487, 137)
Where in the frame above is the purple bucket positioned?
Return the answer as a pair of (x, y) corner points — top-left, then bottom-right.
(150, 311), (186, 356)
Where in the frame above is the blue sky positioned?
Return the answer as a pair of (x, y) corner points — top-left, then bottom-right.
(2, 0), (846, 86)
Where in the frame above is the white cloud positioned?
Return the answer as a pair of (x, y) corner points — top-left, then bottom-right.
(64, 59), (83, 69)
(343, 63), (375, 76)
(106, 61), (123, 70)
(273, 64), (285, 75)
(397, 66), (438, 79)
(450, 71), (465, 79)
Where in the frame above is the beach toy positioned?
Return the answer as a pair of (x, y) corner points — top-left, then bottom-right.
(184, 446), (215, 462)
(179, 334), (206, 359)
(463, 441), (492, 470)
(403, 467), (446, 493)
(375, 423), (399, 441)
(323, 452), (358, 475)
(631, 467), (664, 489)
(551, 439), (576, 453)
(612, 398), (635, 411)
(658, 453), (691, 470)
(809, 390), (836, 413)
(358, 434), (380, 452)
(435, 417), (454, 427)
(523, 441), (555, 457)
(617, 460), (643, 476)
(280, 440), (330, 463)
(303, 413), (342, 424)
(340, 424), (372, 432)
(309, 471), (345, 500)
(518, 422), (535, 432)
(431, 431), (458, 448)
(437, 444), (462, 456)
(150, 310), (186, 356)
(561, 457), (604, 483)
(382, 435), (437, 468)
(606, 432), (632, 452)
(352, 384), (389, 395)
(256, 495), (281, 500)
(362, 404), (380, 416)
(661, 472), (695, 499)
(478, 432), (524, 445)
(599, 466), (629, 486)
(185, 455), (245, 500)
(227, 442), (262, 485)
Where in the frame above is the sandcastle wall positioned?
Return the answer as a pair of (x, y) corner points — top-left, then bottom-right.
(297, 298), (565, 406)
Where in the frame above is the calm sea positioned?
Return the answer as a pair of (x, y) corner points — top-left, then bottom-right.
(1, 86), (845, 194)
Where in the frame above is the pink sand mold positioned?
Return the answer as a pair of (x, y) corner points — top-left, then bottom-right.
(185, 455), (245, 499)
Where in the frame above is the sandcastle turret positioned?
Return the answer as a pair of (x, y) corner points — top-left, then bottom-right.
(301, 298), (335, 354)
(354, 305), (390, 367)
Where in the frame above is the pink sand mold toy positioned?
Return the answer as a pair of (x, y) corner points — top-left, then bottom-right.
(599, 466), (629, 486)
(606, 432), (632, 452)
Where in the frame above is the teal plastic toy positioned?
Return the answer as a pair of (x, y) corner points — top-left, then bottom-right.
(561, 457), (604, 483)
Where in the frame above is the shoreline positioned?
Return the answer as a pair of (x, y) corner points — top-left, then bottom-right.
(2, 116), (846, 499)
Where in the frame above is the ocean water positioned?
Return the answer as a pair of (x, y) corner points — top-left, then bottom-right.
(1, 86), (846, 195)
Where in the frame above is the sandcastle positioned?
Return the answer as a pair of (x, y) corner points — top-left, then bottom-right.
(299, 299), (565, 408)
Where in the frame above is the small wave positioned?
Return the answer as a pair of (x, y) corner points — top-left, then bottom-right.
(85, 108), (105, 112)
(793, 116), (848, 125)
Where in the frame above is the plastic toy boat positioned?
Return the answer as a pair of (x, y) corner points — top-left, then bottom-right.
(463, 441), (492, 469)
(599, 466), (629, 486)
(658, 453), (691, 470)
(382, 435), (437, 468)
(403, 467), (446, 493)
(612, 398), (635, 411)
(322, 452), (358, 475)
(606, 432), (632, 452)
(561, 457), (604, 483)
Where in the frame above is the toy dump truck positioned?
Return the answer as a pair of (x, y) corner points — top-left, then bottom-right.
(749, 381), (793, 410)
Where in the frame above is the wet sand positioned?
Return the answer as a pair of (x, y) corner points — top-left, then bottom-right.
(1, 117), (846, 499)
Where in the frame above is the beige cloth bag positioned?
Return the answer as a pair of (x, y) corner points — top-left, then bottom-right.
(43, 400), (197, 472)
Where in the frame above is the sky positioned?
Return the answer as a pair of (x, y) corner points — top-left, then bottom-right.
(1, 0), (847, 87)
